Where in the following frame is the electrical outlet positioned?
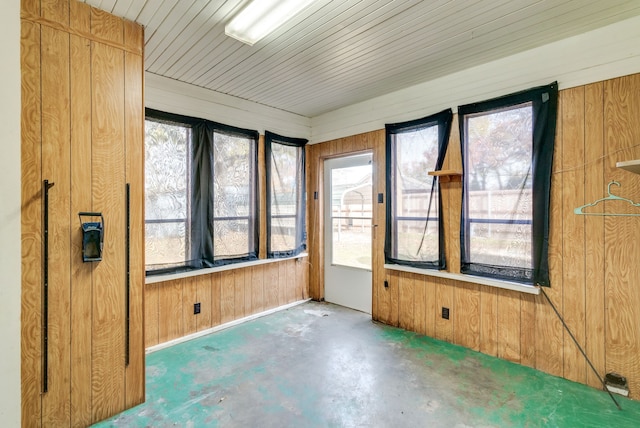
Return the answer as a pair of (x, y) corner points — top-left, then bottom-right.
(194, 302), (201, 315)
(441, 307), (450, 320)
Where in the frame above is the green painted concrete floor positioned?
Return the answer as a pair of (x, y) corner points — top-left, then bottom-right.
(94, 301), (640, 427)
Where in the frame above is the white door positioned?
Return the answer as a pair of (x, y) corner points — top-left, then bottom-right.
(324, 153), (373, 314)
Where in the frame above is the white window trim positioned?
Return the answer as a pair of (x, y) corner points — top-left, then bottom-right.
(146, 252), (308, 284)
(384, 263), (539, 295)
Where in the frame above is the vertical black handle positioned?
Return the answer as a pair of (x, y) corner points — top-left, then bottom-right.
(42, 179), (54, 393)
(125, 183), (131, 366)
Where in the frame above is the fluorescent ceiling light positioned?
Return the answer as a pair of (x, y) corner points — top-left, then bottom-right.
(226, 0), (315, 46)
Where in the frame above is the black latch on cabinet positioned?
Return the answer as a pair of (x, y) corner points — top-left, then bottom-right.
(79, 212), (104, 262)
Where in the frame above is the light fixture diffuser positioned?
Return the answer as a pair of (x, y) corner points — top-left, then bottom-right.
(225, 0), (315, 46)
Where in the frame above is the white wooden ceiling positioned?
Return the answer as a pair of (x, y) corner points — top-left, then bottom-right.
(83, 0), (640, 117)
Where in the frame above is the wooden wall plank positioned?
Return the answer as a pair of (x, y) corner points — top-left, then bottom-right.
(220, 270), (235, 324)
(123, 18), (143, 52)
(520, 293), (536, 368)
(196, 274), (213, 330)
(313, 149), (325, 300)
(124, 39), (145, 409)
(20, 17), (43, 428)
(69, 25), (93, 427)
(583, 82), (605, 389)
(252, 266), (264, 313)
(301, 257), (310, 300)
(388, 271), (400, 327)
(277, 263), (289, 306)
(244, 266), (253, 316)
(211, 272), (222, 326)
(264, 262), (279, 309)
(182, 278), (198, 336)
(453, 282), (480, 351)
(306, 145), (322, 300)
(372, 130), (385, 321)
(145, 284), (159, 348)
(496, 289), (521, 364)
(41, 24), (71, 427)
(561, 86), (587, 383)
(424, 278), (437, 338)
(434, 278), (453, 342)
(446, 115), (462, 273)
(398, 272), (415, 331)
(288, 259), (298, 303)
(91, 40), (127, 421)
(479, 288), (498, 357)
(414, 276), (427, 335)
(377, 275), (391, 324)
(234, 267), (247, 319)
(295, 258), (306, 301)
(91, 7), (123, 45)
(22, 0), (41, 17)
(158, 280), (183, 345)
(42, 0), (69, 25)
(69, 0), (90, 33)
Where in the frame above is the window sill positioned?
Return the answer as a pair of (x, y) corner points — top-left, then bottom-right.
(383, 263), (540, 295)
(146, 253), (309, 285)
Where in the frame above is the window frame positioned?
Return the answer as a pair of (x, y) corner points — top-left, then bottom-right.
(458, 82), (558, 286)
(264, 130), (308, 258)
(145, 108), (259, 275)
(384, 109), (453, 270)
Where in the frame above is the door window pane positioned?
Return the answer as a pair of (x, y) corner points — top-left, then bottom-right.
(330, 162), (372, 270)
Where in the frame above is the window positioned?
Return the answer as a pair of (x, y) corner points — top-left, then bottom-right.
(385, 109), (453, 269)
(145, 109), (259, 274)
(265, 131), (307, 258)
(145, 118), (191, 270)
(212, 129), (259, 262)
(459, 82), (558, 286)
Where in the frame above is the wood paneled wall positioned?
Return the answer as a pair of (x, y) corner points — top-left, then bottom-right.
(307, 74), (640, 399)
(21, 0), (144, 426)
(145, 258), (309, 348)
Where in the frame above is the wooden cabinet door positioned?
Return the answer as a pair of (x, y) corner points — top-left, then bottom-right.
(21, 1), (145, 426)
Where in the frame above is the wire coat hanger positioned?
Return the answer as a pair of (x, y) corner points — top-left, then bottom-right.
(574, 181), (640, 217)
